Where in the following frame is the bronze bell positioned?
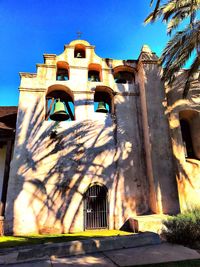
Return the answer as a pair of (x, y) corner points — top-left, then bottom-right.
(50, 99), (70, 121)
(76, 52), (82, 58)
(96, 102), (108, 113)
(90, 75), (96, 82)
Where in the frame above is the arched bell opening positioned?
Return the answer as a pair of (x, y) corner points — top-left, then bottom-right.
(74, 44), (86, 58)
(84, 184), (108, 230)
(56, 61), (69, 81)
(94, 86), (113, 114)
(45, 86), (75, 121)
(88, 63), (102, 82)
(179, 110), (200, 160)
(113, 66), (135, 84)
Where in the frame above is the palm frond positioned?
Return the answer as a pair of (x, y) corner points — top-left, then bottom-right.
(161, 21), (200, 86)
(145, 0), (162, 23)
(183, 54), (200, 97)
(167, 16), (183, 35)
(152, 0), (162, 20)
(150, 0), (155, 7)
(146, 0), (200, 33)
(146, 0), (200, 97)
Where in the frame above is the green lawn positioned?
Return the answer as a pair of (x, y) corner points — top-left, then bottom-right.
(0, 230), (133, 248)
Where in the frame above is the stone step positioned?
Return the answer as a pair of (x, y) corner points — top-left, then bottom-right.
(135, 214), (168, 233)
(120, 215), (168, 234)
(0, 232), (161, 265)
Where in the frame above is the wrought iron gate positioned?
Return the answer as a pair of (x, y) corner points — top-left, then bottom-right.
(84, 184), (108, 229)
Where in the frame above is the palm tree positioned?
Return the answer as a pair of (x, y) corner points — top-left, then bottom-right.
(145, 0), (200, 97)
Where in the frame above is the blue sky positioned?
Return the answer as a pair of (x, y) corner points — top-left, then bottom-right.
(0, 0), (169, 106)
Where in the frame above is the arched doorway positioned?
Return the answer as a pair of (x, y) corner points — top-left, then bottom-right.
(84, 184), (108, 229)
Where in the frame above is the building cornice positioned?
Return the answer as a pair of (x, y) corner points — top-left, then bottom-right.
(64, 45), (95, 49)
(19, 87), (46, 92)
(141, 60), (160, 65)
(36, 64), (56, 68)
(19, 73), (37, 78)
(18, 87), (139, 96)
(69, 65), (110, 71)
(43, 54), (56, 59)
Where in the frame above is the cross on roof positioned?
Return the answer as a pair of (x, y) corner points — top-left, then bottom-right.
(76, 31), (82, 39)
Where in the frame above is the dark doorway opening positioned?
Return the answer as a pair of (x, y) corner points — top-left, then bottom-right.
(84, 184), (108, 229)
(180, 119), (195, 158)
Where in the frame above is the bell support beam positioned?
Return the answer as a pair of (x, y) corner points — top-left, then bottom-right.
(65, 102), (75, 120)
(46, 97), (54, 120)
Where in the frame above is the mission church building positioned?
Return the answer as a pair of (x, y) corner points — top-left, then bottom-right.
(0, 39), (199, 234)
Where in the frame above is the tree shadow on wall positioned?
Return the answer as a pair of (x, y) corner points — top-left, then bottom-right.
(166, 75), (200, 209)
(142, 64), (180, 215)
(6, 94), (148, 235)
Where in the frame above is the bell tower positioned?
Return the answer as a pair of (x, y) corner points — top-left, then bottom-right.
(4, 39), (180, 235)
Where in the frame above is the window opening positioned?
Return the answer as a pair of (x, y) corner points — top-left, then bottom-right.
(88, 63), (102, 82)
(88, 70), (100, 82)
(74, 44), (86, 58)
(94, 90), (111, 113)
(46, 90), (75, 121)
(56, 62), (69, 81)
(56, 68), (69, 81)
(180, 119), (195, 158)
(114, 71), (134, 84)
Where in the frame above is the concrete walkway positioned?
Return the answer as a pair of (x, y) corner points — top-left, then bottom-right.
(0, 232), (161, 265)
(0, 243), (200, 266)
(0, 232), (199, 266)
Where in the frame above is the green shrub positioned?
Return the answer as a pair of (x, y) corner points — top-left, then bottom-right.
(162, 207), (200, 246)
